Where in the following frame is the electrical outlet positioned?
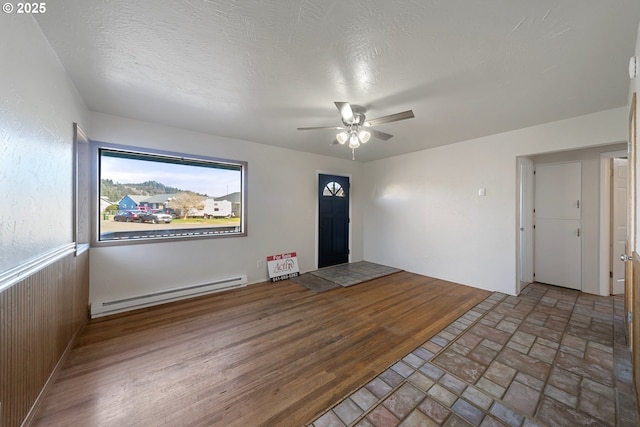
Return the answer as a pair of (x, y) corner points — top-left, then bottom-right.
(257, 259), (263, 269)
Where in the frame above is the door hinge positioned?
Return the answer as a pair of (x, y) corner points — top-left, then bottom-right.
(610, 271), (613, 279)
(577, 228), (580, 237)
(629, 312), (633, 323)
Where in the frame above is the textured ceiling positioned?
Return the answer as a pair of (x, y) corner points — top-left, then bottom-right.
(36, 1), (640, 162)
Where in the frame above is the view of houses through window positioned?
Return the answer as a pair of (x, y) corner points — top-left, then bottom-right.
(97, 145), (246, 243)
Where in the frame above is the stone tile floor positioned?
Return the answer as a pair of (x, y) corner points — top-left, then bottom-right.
(309, 283), (638, 426)
(310, 261), (402, 287)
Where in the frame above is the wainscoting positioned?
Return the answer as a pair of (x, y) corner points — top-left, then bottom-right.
(0, 248), (89, 427)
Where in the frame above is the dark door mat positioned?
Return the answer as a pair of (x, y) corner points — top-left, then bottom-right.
(289, 273), (341, 293)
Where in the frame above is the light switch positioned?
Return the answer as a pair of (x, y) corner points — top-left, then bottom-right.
(478, 188), (486, 196)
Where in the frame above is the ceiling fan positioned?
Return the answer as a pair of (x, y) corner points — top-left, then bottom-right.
(297, 102), (415, 159)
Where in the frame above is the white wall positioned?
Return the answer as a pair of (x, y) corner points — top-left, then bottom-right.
(0, 15), (87, 274)
(363, 108), (627, 295)
(88, 113), (363, 306)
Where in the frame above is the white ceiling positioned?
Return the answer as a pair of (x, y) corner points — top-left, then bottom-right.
(36, 1), (640, 162)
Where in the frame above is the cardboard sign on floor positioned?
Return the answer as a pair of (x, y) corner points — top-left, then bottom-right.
(267, 252), (300, 282)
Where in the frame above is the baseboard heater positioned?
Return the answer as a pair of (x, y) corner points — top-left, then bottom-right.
(90, 274), (247, 318)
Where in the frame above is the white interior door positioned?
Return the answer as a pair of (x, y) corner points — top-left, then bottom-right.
(612, 158), (628, 294)
(534, 162), (582, 290)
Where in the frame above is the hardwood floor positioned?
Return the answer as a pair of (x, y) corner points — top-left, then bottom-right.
(32, 271), (489, 427)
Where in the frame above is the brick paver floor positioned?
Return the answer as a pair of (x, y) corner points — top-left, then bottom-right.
(309, 283), (638, 427)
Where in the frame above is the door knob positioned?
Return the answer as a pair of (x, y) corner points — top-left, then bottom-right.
(620, 254), (634, 262)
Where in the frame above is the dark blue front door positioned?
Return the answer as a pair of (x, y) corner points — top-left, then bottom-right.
(318, 174), (350, 268)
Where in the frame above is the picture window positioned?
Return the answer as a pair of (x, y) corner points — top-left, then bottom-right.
(92, 142), (247, 245)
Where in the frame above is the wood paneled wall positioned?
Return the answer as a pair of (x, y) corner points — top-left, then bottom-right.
(0, 250), (89, 427)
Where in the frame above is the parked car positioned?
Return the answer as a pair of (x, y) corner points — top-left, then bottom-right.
(140, 210), (173, 224)
(162, 208), (180, 218)
(113, 210), (146, 222)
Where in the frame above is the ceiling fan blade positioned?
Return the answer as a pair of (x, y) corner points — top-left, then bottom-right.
(368, 128), (394, 141)
(334, 102), (355, 124)
(365, 110), (414, 127)
(297, 125), (346, 131)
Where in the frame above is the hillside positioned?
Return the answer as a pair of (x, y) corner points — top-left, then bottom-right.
(100, 179), (185, 202)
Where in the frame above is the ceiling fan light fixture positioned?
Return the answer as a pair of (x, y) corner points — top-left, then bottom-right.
(348, 133), (360, 149)
(358, 129), (371, 143)
(336, 131), (349, 144)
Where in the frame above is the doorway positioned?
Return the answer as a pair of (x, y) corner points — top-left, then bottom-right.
(318, 174), (350, 268)
(518, 144), (629, 296)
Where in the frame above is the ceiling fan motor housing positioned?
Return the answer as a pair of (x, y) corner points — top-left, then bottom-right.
(342, 110), (366, 127)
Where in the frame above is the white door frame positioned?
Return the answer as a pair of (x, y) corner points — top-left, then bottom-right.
(517, 156), (534, 294)
(599, 150), (628, 296)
